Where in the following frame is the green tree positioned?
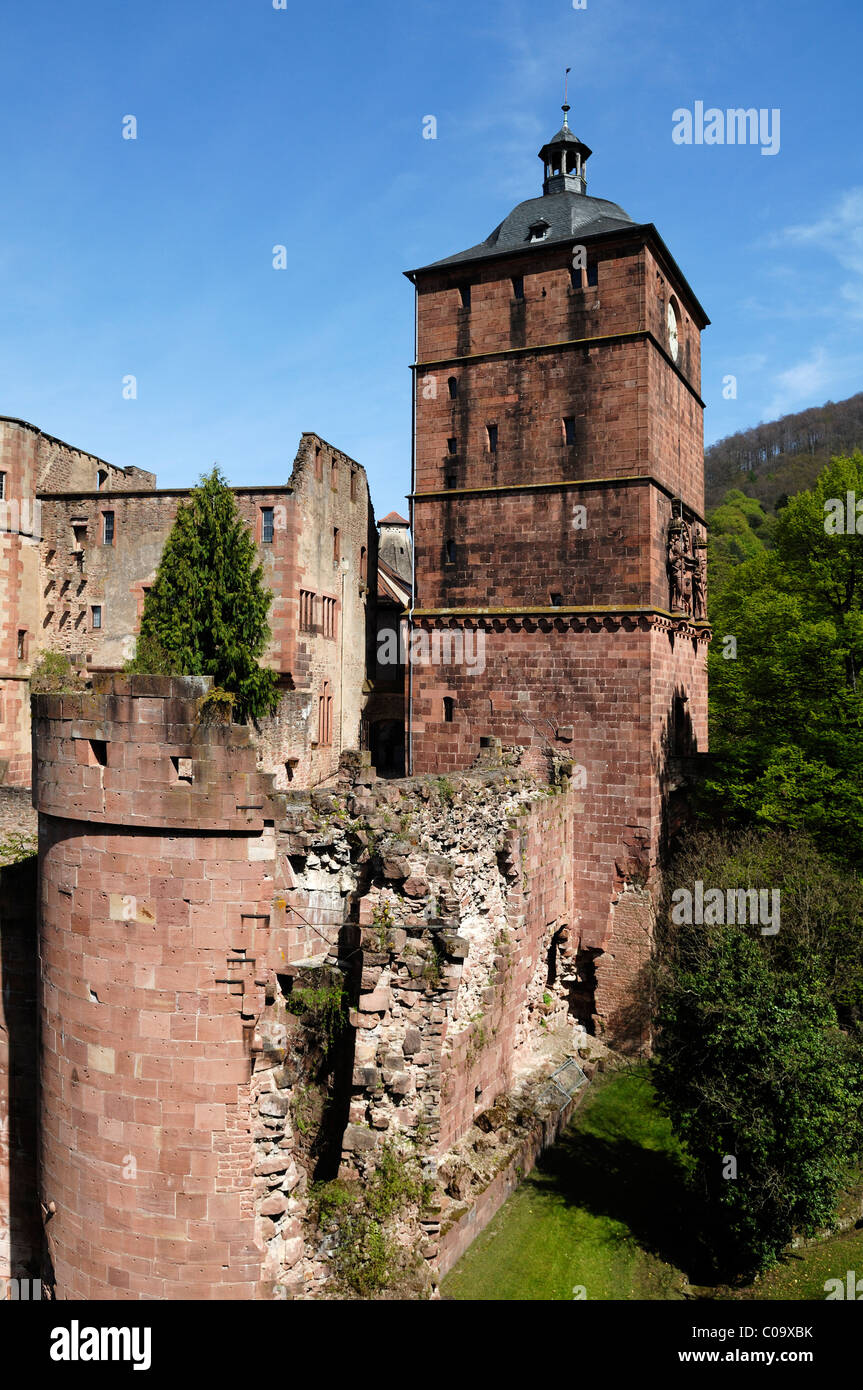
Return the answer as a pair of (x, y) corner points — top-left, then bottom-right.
(704, 454), (863, 865)
(130, 467), (279, 722)
(706, 488), (775, 599)
(653, 859), (863, 1277)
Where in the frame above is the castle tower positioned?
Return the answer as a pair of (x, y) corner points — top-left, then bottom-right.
(32, 675), (285, 1298)
(404, 109), (711, 1033)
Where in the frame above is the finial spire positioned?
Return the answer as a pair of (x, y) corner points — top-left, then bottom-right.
(562, 67), (571, 127)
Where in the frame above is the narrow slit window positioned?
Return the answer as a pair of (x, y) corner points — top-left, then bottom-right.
(333, 527), (340, 563)
(446, 473), (457, 490)
(570, 266), (583, 291)
(315, 445), (323, 479)
(459, 284), (471, 310)
(448, 376), (458, 399)
(563, 417), (576, 445)
(261, 506), (274, 544)
(487, 424), (498, 453)
(587, 262), (598, 287)
(331, 458), (338, 490)
(102, 511), (114, 545)
(88, 739), (108, 767)
(512, 275), (524, 300)
(445, 539), (456, 564)
(447, 437), (457, 455)
(350, 470), (358, 501)
(443, 697), (455, 723)
(17, 630), (26, 660)
(0, 472), (6, 500)
(91, 605), (102, 630)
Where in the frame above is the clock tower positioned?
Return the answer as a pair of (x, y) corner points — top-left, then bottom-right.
(404, 108), (711, 1040)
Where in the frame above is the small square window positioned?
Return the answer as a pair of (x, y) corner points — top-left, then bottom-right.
(261, 507), (274, 544)
(91, 605), (102, 630)
(550, 593), (563, 607)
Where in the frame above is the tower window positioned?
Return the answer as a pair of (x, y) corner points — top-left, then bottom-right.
(91, 605), (102, 630)
(261, 507), (274, 544)
(300, 589), (316, 632)
(446, 473), (457, 490)
(318, 681), (333, 746)
(550, 593), (563, 607)
(0, 472), (5, 499)
(512, 275), (524, 300)
(321, 596), (337, 639)
(445, 539), (456, 564)
(563, 417), (576, 446)
(443, 697), (455, 723)
(570, 266), (583, 291)
(487, 424), (498, 453)
(315, 445), (322, 480)
(458, 284), (471, 310)
(17, 630), (26, 660)
(333, 527), (340, 563)
(447, 437), (457, 455)
(448, 376), (458, 399)
(102, 511), (114, 545)
(587, 262), (598, 287)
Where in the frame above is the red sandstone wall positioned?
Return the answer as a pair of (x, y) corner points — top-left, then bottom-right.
(33, 675), (287, 1299)
(0, 858), (40, 1280)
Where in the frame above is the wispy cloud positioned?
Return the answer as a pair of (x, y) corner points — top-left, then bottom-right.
(776, 187), (863, 318)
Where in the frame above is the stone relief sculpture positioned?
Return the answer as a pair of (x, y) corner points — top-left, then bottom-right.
(667, 511), (707, 619)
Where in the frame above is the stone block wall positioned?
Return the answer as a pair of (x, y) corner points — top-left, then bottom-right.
(0, 857), (40, 1281)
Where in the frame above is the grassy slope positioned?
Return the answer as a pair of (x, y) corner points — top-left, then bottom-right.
(441, 1068), (863, 1302)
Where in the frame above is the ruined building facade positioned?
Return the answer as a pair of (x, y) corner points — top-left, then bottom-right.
(0, 113), (710, 1297)
(1, 423), (384, 791)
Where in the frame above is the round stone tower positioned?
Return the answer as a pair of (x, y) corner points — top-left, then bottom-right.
(33, 674), (281, 1299)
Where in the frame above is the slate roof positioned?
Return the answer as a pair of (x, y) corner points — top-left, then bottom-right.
(407, 190), (638, 275)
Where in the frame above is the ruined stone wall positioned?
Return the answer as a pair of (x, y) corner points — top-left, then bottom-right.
(0, 422), (41, 785)
(22, 680), (596, 1297)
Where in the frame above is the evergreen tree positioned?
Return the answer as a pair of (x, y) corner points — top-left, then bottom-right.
(130, 467), (280, 722)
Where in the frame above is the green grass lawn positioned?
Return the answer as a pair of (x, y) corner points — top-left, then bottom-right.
(441, 1066), (863, 1301)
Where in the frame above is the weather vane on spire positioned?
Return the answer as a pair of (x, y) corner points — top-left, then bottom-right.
(562, 67), (571, 126)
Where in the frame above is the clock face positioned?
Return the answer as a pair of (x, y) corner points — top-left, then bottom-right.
(667, 301), (679, 361)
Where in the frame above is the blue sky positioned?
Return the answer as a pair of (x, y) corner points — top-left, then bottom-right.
(0, 0), (860, 515)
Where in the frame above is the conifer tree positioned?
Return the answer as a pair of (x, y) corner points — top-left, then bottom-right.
(130, 467), (280, 722)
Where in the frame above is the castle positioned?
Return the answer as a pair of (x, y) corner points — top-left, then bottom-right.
(0, 110), (710, 1298)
